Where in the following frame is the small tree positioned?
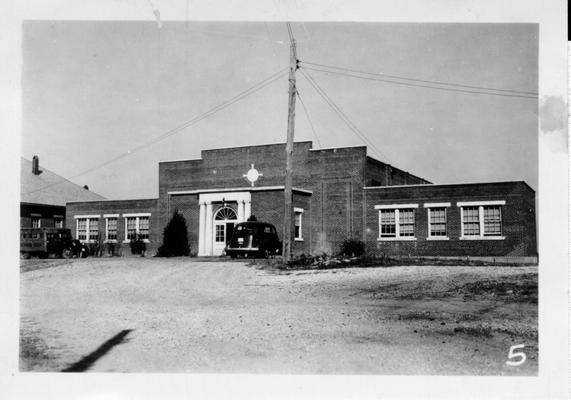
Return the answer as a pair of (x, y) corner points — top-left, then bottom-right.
(157, 211), (190, 257)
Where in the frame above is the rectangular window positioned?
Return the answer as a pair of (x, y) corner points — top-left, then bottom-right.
(215, 224), (225, 243)
(458, 201), (505, 239)
(462, 206), (480, 236)
(88, 218), (99, 241)
(377, 205), (417, 240)
(380, 210), (396, 238)
(483, 206), (502, 236)
(126, 217), (137, 240)
(106, 217), (118, 241)
(77, 218), (87, 241)
(294, 208), (303, 240)
(32, 217), (41, 228)
(429, 208), (447, 237)
(123, 214), (152, 242)
(54, 218), (63, 229)
(75, 215), (100, 242)
(138, 216), (149, 240)
(399, 209), (415, 237)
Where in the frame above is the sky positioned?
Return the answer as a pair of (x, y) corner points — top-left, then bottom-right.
(21, 21), (538, 199)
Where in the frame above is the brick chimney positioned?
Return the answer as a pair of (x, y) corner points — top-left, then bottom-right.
(32, 155), (40, 175)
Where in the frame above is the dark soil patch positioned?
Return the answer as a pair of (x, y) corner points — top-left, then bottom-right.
(453, 275), (537, 303)
(363, 273), (537, 304)
(20, 328), (58, 371)
(249, 255), (536, 272)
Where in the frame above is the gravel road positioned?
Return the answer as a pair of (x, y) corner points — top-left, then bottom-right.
(20, 258), (537, 374)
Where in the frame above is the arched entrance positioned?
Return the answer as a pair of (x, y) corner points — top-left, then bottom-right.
(213, 206), (238, 255)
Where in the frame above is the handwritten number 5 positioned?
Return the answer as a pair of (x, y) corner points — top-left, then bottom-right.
(506, 344), (526, 366)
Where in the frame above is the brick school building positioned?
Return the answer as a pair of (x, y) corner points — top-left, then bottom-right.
(66, 141), (537, 259)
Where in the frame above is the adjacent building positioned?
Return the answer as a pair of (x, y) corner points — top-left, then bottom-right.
(21, 156), (106, 230)
(65, 142), (537, 260)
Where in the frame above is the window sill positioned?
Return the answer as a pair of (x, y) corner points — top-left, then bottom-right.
(377, 237), (417, 241)
(294, 238), (304, 242)
(123, 239), (150, 243)
(427, 236), (450, 241)
(104, 240), (118, 243)
(460, 236), (505, 241)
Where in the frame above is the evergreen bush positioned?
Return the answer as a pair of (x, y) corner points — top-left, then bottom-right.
(157, 211), (191, 257)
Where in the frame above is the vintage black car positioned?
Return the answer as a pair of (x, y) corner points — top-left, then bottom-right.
(226, 222), (282, 258)
(20, 227), (89, 259)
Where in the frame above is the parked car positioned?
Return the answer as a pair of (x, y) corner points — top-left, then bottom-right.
(226, 222), (282, 258)
(20, 227), (88, 259)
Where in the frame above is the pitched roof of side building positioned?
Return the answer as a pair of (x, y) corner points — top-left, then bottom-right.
(21, 157), (106, 207)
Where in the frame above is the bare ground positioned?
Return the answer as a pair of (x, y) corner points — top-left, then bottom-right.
(20, 258), (537, 375)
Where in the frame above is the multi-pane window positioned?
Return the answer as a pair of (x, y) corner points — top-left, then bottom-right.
(32, 217), (41, 228)
(215, 224), (225, 243)
(294, 208), (303, 240)
(88, 219), (99, 240)
(399, 209), (415, 237)
(75, 216), (99, 242)
(459, 201), (505, 239)
(483, 206), (502, 236)
(106, 217), (118, 241)
(380, 210), (396, 238)
(77, 218), (87, 240)
(377, 205), (417, 239)
(428, 208), (447, 237)
(126, 217), (137, 240)
(138, 217), (149, 239)
(124, 214), (151, 241)
(54, 217), (63, 229)
(462, 207), (480, 236)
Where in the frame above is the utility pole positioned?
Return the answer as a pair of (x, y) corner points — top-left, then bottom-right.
(283, 23), (298, 262)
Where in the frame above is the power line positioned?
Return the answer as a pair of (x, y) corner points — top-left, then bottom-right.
(300, 61), (538, 98)
(24, 67), (289, 196)
(299, 67), (391, 163)
(303, 66), (537, 100)
(296, 89), (322, 148)
(286, 21), (294, 43)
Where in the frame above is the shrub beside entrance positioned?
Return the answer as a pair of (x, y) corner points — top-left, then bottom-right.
(157, 211), (190, 257)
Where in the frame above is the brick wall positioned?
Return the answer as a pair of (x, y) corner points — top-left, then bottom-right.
(365, 157), (431, 187)
(158, 142), (373, 256)
(68, 142), (539, 260)
(66, 199), (159, 255)
(250, 190), (311, 255)
(364, 181), (537, 257)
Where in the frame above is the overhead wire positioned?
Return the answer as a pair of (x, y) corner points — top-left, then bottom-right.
(286, 21), (296, 45)
(299, 67), (391, 163)
(24, 67), (289, 196)
(300, 61), (538, 99)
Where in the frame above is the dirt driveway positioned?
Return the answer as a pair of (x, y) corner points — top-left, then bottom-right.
(20, 258), (537, 375)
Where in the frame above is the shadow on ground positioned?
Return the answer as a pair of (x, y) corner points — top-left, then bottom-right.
(61, 329), (133, 372)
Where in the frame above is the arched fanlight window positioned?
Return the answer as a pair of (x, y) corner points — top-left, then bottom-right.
(214, 207), (237, 221)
